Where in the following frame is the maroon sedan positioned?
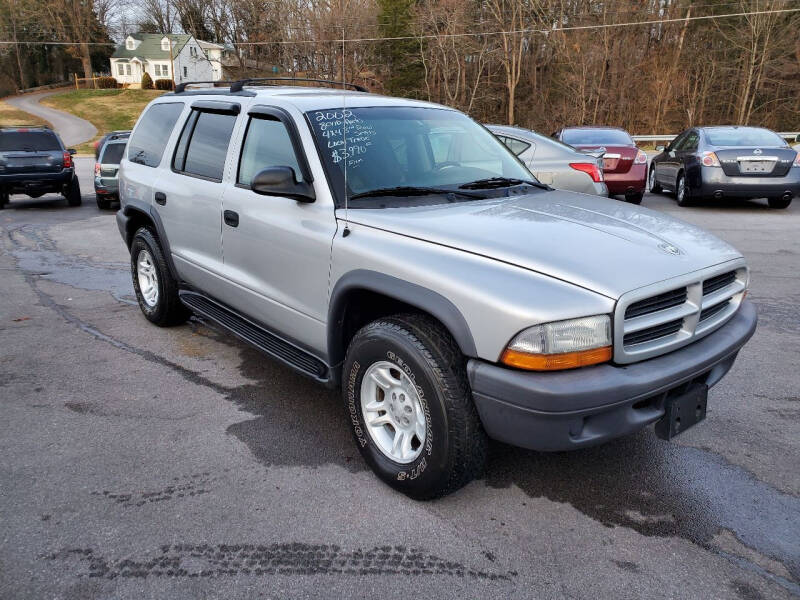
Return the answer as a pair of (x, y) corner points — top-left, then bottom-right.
(554, 126), (648, 203)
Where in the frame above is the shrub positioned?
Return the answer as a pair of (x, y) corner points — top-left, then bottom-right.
(96, 76), (118, 89)
(154, 78), (174, 91)
(141, 72), (153, 89)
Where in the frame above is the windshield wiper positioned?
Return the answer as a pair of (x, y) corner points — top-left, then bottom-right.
(459, 176), (548, 190)
(349, 186), (486, 201)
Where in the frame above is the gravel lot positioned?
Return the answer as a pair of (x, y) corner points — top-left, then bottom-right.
(1, 158), (798, 599)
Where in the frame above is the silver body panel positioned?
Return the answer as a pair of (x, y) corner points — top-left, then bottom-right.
(119, 88), (747, 365)
(487, 125), (608, 196)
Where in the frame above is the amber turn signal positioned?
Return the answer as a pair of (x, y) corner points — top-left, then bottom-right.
(501, 346), (612, 371)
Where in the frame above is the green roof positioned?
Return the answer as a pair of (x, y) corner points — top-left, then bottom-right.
(112, 33), (191, 60)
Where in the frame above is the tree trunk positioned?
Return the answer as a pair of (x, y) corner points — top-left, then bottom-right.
(80, 42), (93, 81)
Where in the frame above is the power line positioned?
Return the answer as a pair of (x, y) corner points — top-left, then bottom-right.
(0, 7), (798, 46)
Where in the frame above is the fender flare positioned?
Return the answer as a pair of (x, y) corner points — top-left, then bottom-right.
(121, 200), (180, 281)
(327, 269), (477, 368)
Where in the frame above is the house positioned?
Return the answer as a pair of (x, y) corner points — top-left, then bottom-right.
(110, 33), (220, 86)
(197, 40), (237, 81)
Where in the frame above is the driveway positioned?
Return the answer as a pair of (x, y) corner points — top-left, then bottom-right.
(5, 90), (97, 147)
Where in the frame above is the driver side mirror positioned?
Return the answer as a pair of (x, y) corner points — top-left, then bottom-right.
(655, 145), (665, 152)
(251, 166), (315, 203)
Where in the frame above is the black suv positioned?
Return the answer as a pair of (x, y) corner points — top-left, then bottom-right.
(0, 126), (81, 209)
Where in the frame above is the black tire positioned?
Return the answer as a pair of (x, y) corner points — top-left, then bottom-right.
(130, 227), (189, 326)
(675, 171), (692, 206)
(342, 313), (488, 500)
(0, 191), (8, 209)
(96, 194), (111, 210)
(625, 192), (644, 204)
(767, 196), (792, 209)
(65, 176), (82, 206)
(649, 165), (662, 194)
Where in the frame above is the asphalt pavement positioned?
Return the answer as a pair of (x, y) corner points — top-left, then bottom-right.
(5, 90), (97, 147)
(1, 161), (798, 599)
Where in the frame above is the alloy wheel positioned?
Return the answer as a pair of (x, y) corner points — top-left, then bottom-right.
(136, 249), (159, 307)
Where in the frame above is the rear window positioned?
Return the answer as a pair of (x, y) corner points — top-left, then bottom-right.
(705, 127), (786, 147)
(0, 130), (61, 152)
(100, 142), (126, 164)
(128, 103), (184, 167)
(561, 128), (634, 146)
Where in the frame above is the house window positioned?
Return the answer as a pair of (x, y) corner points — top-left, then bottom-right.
(126, 64), (131, 75)
(154, 64), (169, 77)
(161, 38), (170, 51)
(125, 38), (134, 50)
(183, 66), (188, 77)
(117, 64), (124, 76)
(190, 46), (197, 57)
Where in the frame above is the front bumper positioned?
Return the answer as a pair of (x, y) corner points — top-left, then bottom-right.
(468, 300), (757, 451)
(695, 167), (800, 198)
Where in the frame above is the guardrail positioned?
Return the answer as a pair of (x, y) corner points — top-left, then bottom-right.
(633, 132), (800, 144)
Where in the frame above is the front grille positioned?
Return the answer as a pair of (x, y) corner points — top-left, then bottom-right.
(623, 318), (683, 346)
(624, 287), (687, 319)
(700, 299), (730, 322)
(615, 264), (747, 364)
(703, 271), (736, 296)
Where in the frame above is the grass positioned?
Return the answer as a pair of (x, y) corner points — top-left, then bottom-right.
(41, 89), (164, 154)
(0, 100), (49, 127)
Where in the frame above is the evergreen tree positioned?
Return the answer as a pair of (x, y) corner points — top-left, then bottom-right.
(376, 0), (423, 98)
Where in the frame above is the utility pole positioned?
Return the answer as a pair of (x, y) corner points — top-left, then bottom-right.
(169, 36), (176, 89)
(10, 0), (26, 90)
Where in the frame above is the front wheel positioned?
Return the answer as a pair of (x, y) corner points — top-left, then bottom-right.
(649, 165), (662, 194)
(767, 196), (792, 209)
(65, 176), (82, 206)
(130, 227), (189, 326)
(0, 191), (8, 209)
(342, 314), (488, 500)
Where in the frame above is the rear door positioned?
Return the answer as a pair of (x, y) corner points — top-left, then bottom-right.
(97, 141), (126, 186)
(657, 131), (687, 187)
(0, 130), (64, 174)
(158, 101), (241, 296)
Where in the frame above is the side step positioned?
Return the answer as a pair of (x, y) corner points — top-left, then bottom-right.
(179, 290), (330, 383)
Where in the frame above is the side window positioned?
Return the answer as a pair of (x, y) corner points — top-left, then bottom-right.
(680, 131), (699, 151)
(502, 136), (532, 156)
(668, 132), (686, 152)
(237, 116), (302, 186)
(127, 102), (184, 167)
(173, 110), (237, 181)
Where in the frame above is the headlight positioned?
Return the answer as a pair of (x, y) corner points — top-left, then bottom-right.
(501, 315), (612, 371)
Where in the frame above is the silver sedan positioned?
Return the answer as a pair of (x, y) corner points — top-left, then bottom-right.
(487, 124), (608, 196)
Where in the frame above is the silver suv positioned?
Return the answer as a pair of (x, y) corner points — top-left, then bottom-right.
(117, 80), (757, 499)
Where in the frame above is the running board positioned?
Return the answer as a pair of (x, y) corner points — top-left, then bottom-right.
(179, 291), (330, 383)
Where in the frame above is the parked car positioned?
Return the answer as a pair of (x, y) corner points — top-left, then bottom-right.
(649, 126), (800, 209)
(486, 125), (607, 196)
(553, 126), (648, 203)
(94, 130), (131, 159)
(0, 126), (81, 209)
(94, 131), (130, 209)
(793, 134), (800, 152)
(117, 81), (756, 499)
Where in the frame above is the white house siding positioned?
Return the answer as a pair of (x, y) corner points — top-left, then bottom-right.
(173, 39), (214, 84)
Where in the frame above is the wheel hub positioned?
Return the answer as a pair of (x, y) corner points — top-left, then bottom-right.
(136, 249), (159, 308)
(360, 361), (427, 464)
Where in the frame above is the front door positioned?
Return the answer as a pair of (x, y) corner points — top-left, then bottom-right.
(219, 108), (336, 354)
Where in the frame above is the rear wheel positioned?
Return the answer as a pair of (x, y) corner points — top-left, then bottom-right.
(64, 177), (82, 207)
(0, 191), (8, 209)
(767, 196), (792, 209)
(342, 313), (488, 500)
(130, 227), (189, 326)
(648, 165), (662, 194)
(675, 172), (692, 206)
(96, 194), (111, 210)
(625, 192), (644, 204)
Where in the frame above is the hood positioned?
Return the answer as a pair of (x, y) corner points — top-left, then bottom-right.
(343, 190), (742, 299)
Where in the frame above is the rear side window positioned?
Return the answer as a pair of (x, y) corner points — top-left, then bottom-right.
(0, 131), (61, 152)
(128, 103), (184, 167)
(173, 111), (237, 181)
(500, 136), (531, 156)
(100, 142), (126, 164)
(238, 117), (302, 186)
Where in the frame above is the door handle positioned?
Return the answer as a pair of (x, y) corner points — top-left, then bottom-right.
(154, 192), (166, 205)
(224, 210), (239, 227)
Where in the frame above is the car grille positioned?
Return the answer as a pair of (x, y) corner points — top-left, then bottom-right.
(614, 265), (747, 364)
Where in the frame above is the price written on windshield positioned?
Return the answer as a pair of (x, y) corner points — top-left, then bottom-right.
(313, 109), (376, 168)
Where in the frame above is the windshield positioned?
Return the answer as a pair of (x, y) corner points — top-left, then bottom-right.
(100, 142), (126, 164)
(705, 127), (786, 147)
(0, 130), (61, 152)
(561, 128), (633, 146)
(306, 106), (534, 206)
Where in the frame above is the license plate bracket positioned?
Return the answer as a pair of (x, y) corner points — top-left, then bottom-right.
(739, 161), (773, 174)
(655, 384), (708, 440)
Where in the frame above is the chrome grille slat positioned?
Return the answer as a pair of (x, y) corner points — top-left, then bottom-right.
(614, 262), (748, 364)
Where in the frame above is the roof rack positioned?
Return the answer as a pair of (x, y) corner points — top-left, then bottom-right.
(230, 77), (367, 93)
(174, 80), (239, 94)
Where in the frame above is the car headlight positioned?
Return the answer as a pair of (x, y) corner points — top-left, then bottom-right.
(501, 315), (612, 371)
